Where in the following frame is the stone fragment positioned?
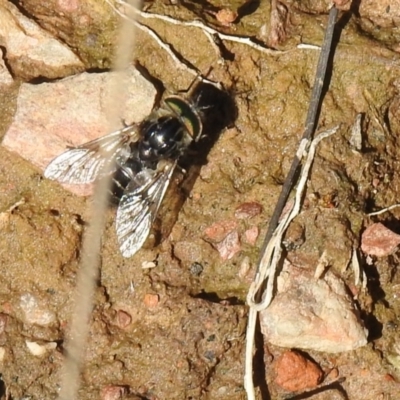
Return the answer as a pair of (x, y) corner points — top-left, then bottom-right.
(2, 67), (156, 196)
(214, 9), (238, 26)
(0, 0), (83, 79)
(234, 202), (263, 219)
(115, 310), (132, 329)
(25, 340), (57, 356)
(204, 220), (238, 242)
(274, 350), (323, 392)
(0, 313), (7, 334)
(143, 293), (159, 308)
(215, 230), (241, 260)
(361, 223), (400, 257)
(243, 226), (259, 245)
(101, 385), (128, 400)
(19, 293), (56, 326)
(260, 265), (368, 352)
(0, 48), (13, 88)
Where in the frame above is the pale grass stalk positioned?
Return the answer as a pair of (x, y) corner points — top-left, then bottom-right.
(57, 1), (142, 399)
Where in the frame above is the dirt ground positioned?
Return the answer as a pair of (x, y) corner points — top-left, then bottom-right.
(1, 0), (400, 399)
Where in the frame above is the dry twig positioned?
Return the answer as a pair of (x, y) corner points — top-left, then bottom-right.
(244, 126), (339, 399)
(244, 4), (339, 398)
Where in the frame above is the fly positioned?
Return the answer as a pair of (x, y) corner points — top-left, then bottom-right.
(44, 86), (204, 258)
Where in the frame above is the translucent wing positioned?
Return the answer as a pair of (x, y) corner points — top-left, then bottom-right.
(44, 125), (138, 184)
(116, 161), (177, 258)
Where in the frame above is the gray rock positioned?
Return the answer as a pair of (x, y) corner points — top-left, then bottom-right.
(259, 264), (368, 352)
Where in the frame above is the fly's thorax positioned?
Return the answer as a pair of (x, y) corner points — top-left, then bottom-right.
(138, 115), (190, 162)
(164, 96), (203, 141)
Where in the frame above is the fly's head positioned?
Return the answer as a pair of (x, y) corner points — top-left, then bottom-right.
(164, 95), (203, 142)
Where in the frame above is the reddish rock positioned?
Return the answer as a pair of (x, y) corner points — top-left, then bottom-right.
(204, 220), (238, 242)
(203, 219), (241, 259)
(243, 226), (259, 245)
(268, 0), (288, 47)
(143, 294), (159, 308)
(214, 8), (238, 26)
(215, 230), (241, 260)
(234, 202), (263, 219)
(101, 385), (128, 400)
(361, 223), (400, 257)
(115, 310), (132, 329)
(274, 350), (323, 392)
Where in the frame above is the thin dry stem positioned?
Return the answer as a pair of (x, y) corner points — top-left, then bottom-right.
(108, 0), (287, 55)
(57, 1), (141, 399)
(367, 203), (400, 216)
(244, 126), (339, 400)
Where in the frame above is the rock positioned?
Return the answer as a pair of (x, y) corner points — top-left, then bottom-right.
(243, 226), (259, 245)
(2, 66), (156, 196)
(203, 219), (241, 259)
(115, 310), (132, 329)
(361, 223), (400, 257)
(234, 202), (263, 219)
(143, 293), (159, 308)
(0, 0), (83, 80)
(17, 0), (117, 68)
(25, 340), (57, 356)
(0, 313), (7, 335)
(359, 0), (400, 28)
(259, 264), (368, 352)
(204, 220), (238, 243)
(101, 385), (128, 400)
(19, 293), (56, 326)
(0, 48), (13, 88)
(215, 230), (241, 260)
(274, 350), (323, 392)
(173, 241), (209, 264)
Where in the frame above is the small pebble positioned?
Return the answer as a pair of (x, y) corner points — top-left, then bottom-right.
(116, 310), (132, 329)
(26, 341), (57, 356)
(20, 293), (56, 326)
(189, 262), (204, 276)
(215, 230), (241, 260)
(143, 294), (159, 308)
(0, 347), (5, 362)
(204, 220), (238, 242)
(274, 350), (323, 392)
(215, 8), (238, 26)
(243, 226), (259, 245)
(101, 385), (128, 400)
(234, 202), (263, 219)
(361, 223), (400, 257)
